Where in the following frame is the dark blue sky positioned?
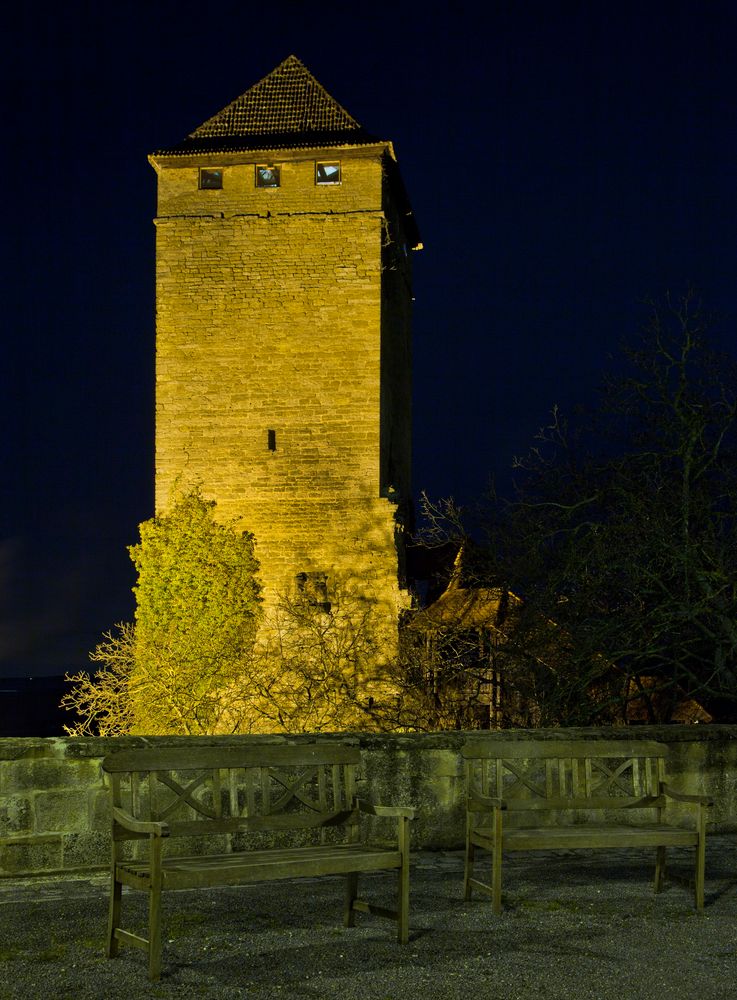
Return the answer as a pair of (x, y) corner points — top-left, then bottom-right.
(3, 1), (737, 677)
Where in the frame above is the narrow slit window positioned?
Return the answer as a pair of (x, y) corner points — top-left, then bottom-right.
(267, 429), (277, 451)
(199, 168), (223, 190)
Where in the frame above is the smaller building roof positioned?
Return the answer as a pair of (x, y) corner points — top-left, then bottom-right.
(417, 581), (525, 632)
(153, 55), (381, 156)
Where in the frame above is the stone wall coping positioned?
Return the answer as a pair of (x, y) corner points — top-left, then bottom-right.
(2, 726), (736, 761)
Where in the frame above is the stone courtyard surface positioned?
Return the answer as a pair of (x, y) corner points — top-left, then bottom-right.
(1, 840), (736, 999)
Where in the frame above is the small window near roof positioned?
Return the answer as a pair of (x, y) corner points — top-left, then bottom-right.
(256, 165), (280, 188)
(316, 162), (341, 185)
(199, 168), (223, 190)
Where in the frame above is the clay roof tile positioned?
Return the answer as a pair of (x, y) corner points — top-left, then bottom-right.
(154, 55), (380, 155)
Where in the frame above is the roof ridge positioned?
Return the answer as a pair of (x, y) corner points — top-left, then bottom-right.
(189, 54), (363, 139)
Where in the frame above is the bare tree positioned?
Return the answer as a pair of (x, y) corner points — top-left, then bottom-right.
(442, 292), (737, 724)
(249, 581), (390, 733)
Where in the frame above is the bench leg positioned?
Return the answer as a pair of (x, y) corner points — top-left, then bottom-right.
(107, 871), (122, 958)
(344, 873), (358, 928)
(492, 838), (503, 915)
(398, 842), (410, 945)
(148, 883), (162, 981)
(695, 831), (706, 912)
(654, 846), (666, 893)
(491, 808), (503, 915)
(464, 841), (475, 901)
(148, 837), (164, 981)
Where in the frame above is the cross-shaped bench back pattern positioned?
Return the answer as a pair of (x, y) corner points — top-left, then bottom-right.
(102, 745), (362, 848)
(463, 740), (668, 813)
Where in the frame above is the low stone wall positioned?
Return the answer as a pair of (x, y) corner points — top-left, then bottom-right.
(2, 727), (736, 878)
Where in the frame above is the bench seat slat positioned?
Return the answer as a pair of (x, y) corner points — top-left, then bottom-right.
(116, 845), (403, 890)
(471, 823), (699, 851)
(496, 795), (665, 812)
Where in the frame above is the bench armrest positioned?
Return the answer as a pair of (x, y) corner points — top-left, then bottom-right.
(355, 798), (415, 820)
(113, 806), (170, 837)
(661, 783), (713, 807)
(466, 792), (506, 813)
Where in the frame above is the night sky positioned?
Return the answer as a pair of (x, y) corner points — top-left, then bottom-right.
(3, 1), (737, 680)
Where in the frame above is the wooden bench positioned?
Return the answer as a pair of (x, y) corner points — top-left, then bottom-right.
(462, 740), (711, 914)
(102, 744), (415, 980)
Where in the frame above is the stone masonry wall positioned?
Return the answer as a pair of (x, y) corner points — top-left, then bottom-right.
(2, 727), (736, 879)
(153, 147), (411, 624)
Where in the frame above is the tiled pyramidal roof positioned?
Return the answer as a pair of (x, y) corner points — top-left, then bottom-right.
(154, 55), (381, 156)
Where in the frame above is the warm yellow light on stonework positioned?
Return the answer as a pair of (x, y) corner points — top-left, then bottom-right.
(149, 57), (421, 711)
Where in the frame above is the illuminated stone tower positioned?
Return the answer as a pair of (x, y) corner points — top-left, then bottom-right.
(149, 55), (421, 643)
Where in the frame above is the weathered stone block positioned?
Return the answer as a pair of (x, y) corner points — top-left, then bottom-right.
(0, 835), (62, 875)
(0, 795), (33, 836)
(34, 790), (89, 834)
(0, 739), (48, 763)
(89, 788), (112, 833)
(1, 758), (97, 792)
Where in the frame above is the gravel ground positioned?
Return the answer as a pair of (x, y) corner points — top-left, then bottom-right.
(1, 840), (736, 1000)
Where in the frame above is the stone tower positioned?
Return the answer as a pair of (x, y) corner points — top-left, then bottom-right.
(149, 56), (421, 644)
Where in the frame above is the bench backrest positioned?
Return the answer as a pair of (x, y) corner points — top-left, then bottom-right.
(462, 740), (668, 812)
(102, 744), (361, 841)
